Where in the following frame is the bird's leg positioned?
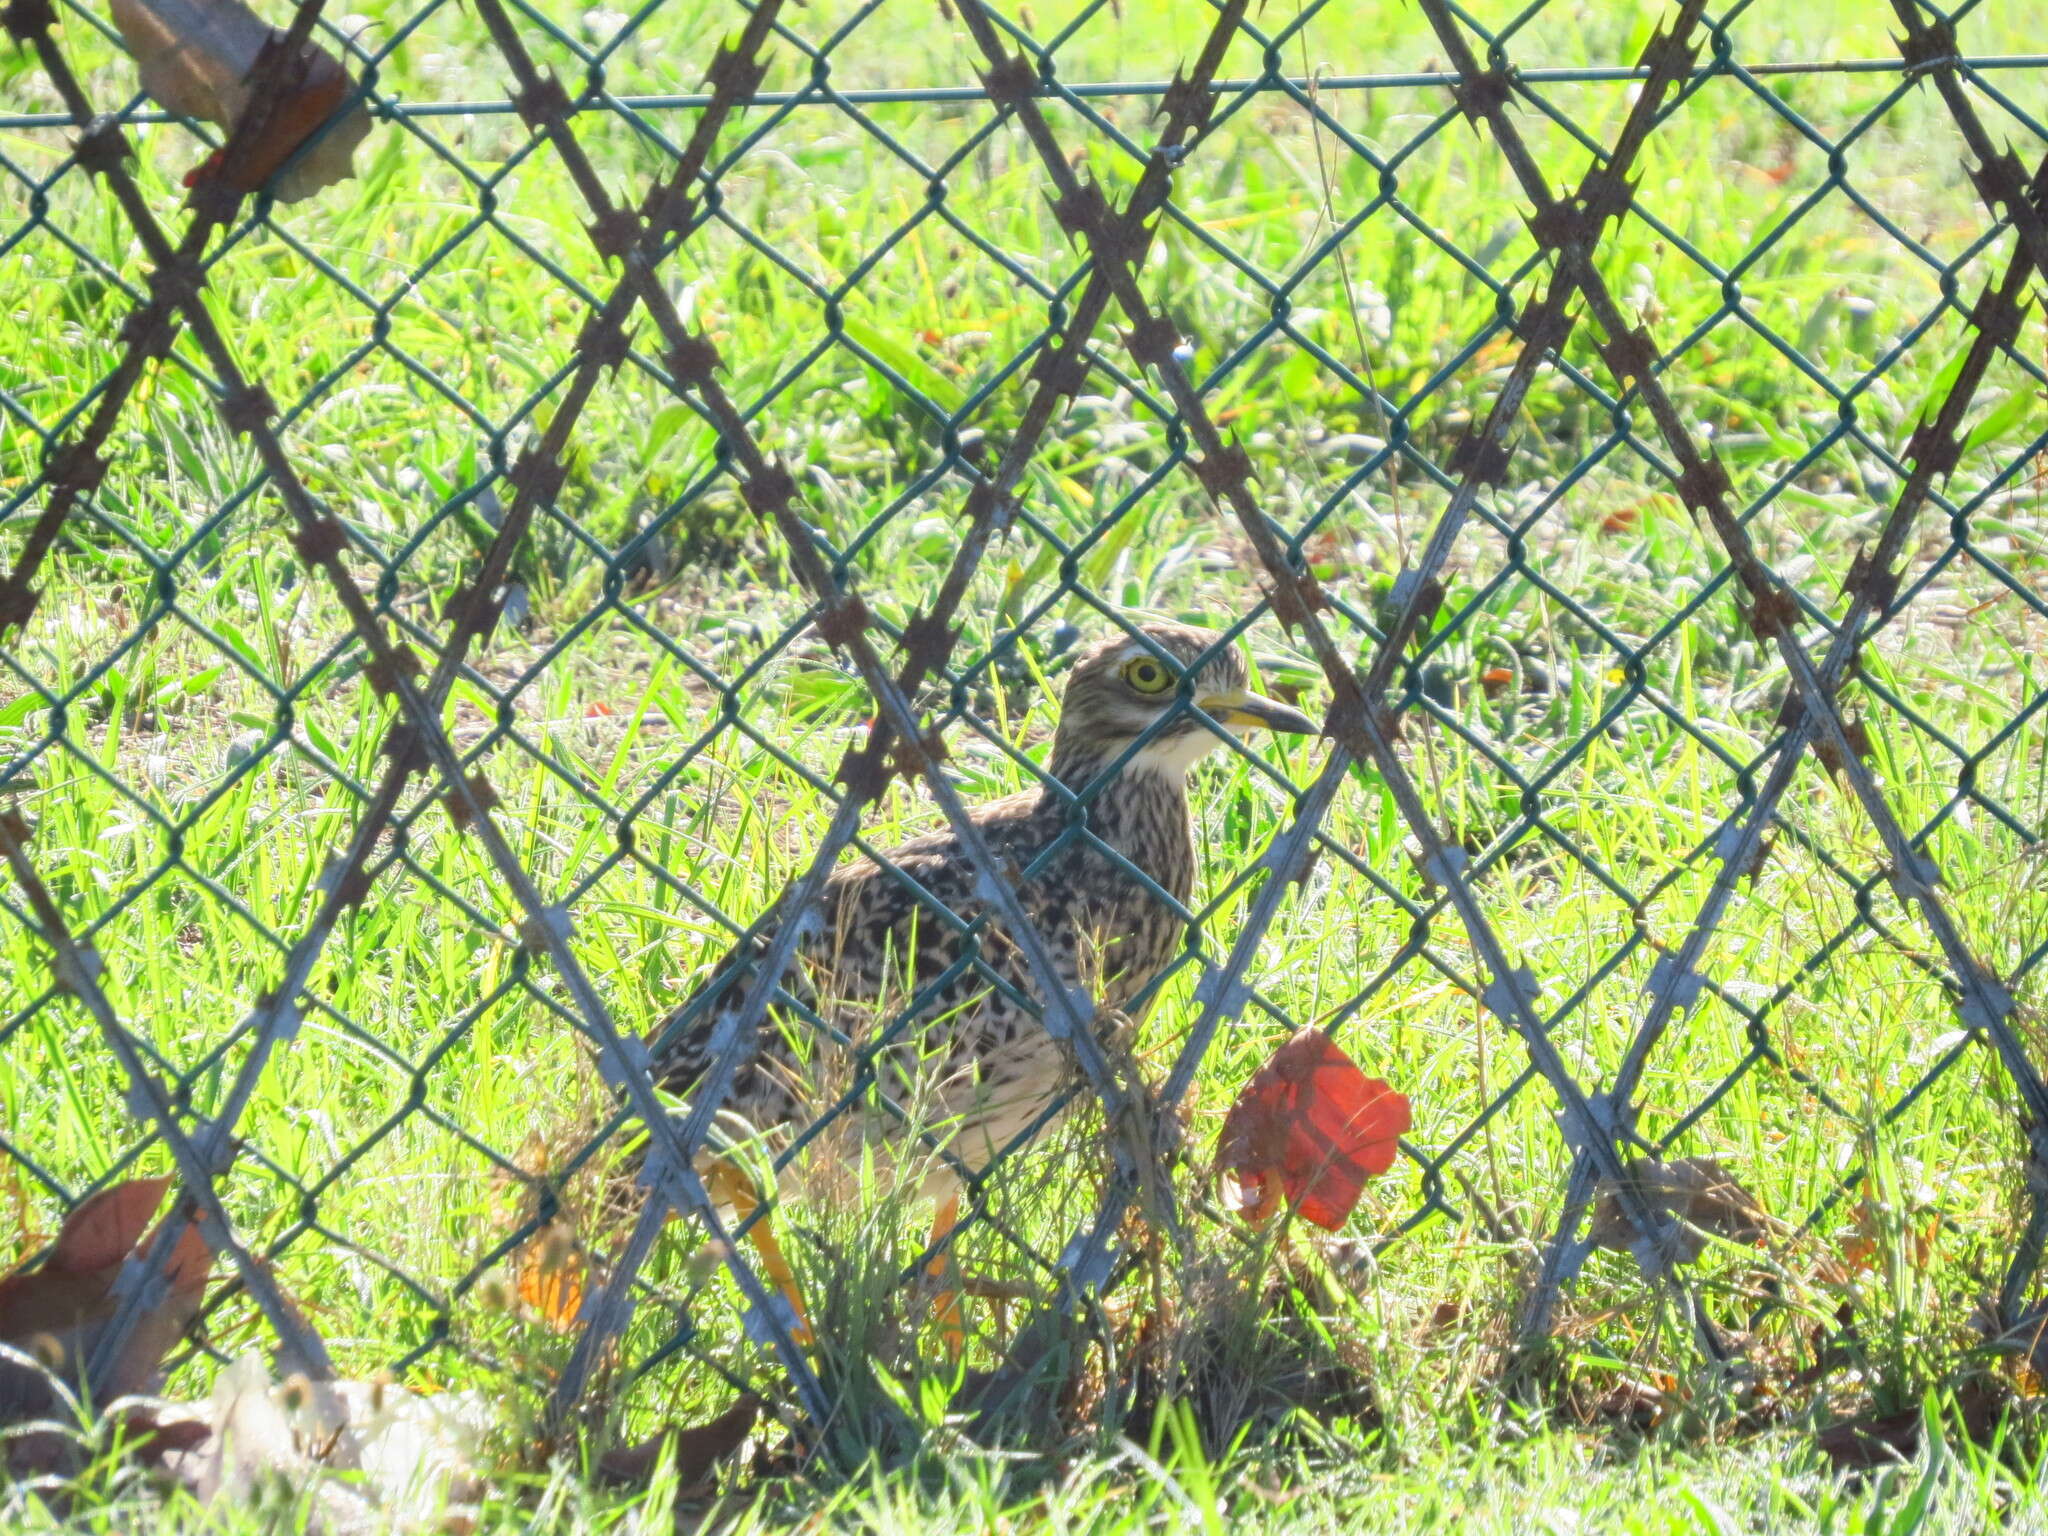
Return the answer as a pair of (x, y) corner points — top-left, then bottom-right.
(925, 1191), (966, 1360)
(705, 1158), (812, 1347)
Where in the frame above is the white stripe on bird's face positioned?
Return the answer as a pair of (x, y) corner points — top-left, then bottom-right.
(1125, 720), (1237, 778)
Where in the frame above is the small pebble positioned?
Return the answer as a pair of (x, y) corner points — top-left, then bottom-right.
(1315, 434), (1385, 464)
(225, 729), (265, 768)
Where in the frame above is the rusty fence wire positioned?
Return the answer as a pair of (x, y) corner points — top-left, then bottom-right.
(3, 0), (2047, 1438)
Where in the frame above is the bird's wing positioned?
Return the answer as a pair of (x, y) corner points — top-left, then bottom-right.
(808, 787), (1052, 997)
(643, 786), (1073, 1138)
(644, 787), (1053, 1100)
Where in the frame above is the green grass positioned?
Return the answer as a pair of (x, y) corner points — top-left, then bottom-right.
(4, 0), (2048, 1527)
(16, 1383), (2048, 1533)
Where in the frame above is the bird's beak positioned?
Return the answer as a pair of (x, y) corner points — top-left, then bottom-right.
(1197, 687), (1320, 735)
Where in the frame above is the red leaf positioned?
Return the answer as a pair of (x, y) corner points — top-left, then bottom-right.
(2, 1179), (215, 1418)
(49, 1176), (174, 1275)
(1216, 1028), (1410, 1231)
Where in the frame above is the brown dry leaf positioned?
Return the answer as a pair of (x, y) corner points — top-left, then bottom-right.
(111, 1404), (214, 1467)
(596, 1393), (759, 1488)
(48, 1175), (176, 1273)
(1419, 1298), (1462, 1339)
(1, 1177), (215, 1423)
(1840, 1198), (1939, 1274)
(106, 0), (373, 200)
(1814, 1382), (2005, 1471)
(1589, 1372), (1673, 1433)
(514, 1221), (588, 1333)
(1588, 1156), (1772, 1265)
(1815, 1407), (1921, 1469)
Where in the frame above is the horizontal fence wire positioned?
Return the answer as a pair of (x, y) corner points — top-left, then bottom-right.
(2, 0), (2046, 1440)
(4, 52), (2048, 129)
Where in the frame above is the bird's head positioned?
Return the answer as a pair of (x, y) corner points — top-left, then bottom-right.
(1049, 622), (1318, 781)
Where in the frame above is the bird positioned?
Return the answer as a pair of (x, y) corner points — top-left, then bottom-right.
(643, 621), (1317, 1347)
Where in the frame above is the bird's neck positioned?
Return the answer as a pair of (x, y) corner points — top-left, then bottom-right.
(1040, 748), (1195, 897)
(1046, 743), (1187, 798)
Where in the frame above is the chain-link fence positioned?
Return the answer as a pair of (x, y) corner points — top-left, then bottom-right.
(3, 0), (2047, 1444)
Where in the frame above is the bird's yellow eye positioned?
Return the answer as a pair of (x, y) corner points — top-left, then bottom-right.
(1122, 657), (1173, 695)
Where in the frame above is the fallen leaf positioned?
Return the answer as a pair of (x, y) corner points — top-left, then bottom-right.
(1588, 1156), (1771, 1265)
(1217, 1027), (1410, 1231)
(504, 1135), (593, 1333)
(1743, 150), (1797, 187)
(47, 1176), (175, 1273)
(1840, 1197), (1939, 1274)
(1816, 1381), (2021, 1467)
(597, 1393), (759, 1487)
(1589, 1372), (1671, 1433)
(1420, 1298), (1462, 1337)
(515, 1220), (588, 1333)
(1816, 1408), (1920, 1469)
(1, 1176), (215, 1421)
(110, 1404), (214, 1467)
(107, 0), (373, 201)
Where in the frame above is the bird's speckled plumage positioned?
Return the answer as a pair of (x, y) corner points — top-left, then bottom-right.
(647, 622), (1314, 1202)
